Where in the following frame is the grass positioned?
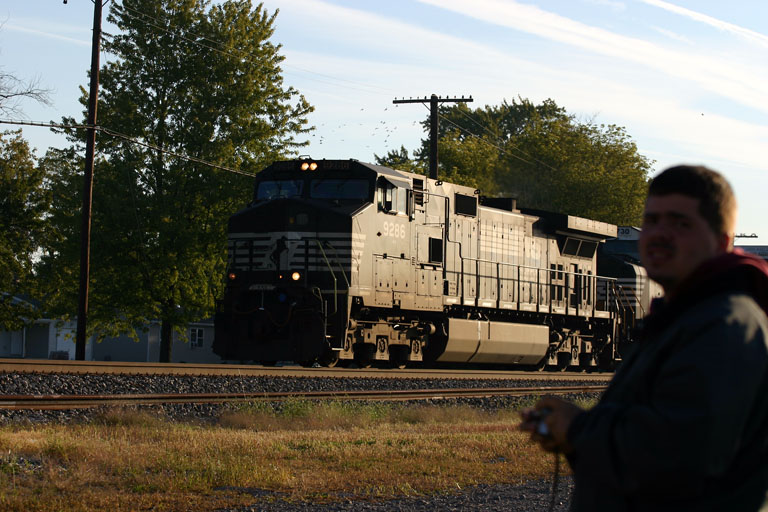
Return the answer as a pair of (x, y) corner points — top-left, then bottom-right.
(0, 399), (594, 511)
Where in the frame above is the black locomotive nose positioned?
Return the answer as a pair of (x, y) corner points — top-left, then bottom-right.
(274, 270), (305, 287)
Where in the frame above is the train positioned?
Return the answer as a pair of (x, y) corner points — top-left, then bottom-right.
(213, 158), (659, 370)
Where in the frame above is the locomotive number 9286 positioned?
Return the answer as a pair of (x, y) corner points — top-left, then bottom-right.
(381, 221), (406, 238)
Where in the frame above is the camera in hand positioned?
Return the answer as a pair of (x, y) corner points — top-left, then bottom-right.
(529, 407), (552, 437)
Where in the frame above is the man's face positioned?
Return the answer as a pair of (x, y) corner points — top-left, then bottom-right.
(639, 194), (728, 293)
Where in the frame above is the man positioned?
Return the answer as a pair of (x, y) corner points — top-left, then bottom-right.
(522, 165), (768, 511)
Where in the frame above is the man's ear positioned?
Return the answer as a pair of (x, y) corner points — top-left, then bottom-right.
(719, 231), (734, 252)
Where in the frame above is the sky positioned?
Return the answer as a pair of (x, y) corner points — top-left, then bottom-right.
(1, 0), (766, 245)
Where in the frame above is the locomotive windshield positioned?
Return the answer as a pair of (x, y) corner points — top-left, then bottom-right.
(255, 177), (371, 203)
(309, 179), (370, 200)
(255, 179), (303, 200)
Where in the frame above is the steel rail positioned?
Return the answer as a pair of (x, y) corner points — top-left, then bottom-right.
(0, 385), (607, 410)
(0, 358), (613, 381)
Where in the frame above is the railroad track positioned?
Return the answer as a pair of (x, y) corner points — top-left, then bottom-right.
(0, 385), (607, 410)
(0, 358), (613, 381)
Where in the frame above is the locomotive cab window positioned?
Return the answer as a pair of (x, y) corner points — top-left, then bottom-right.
(310, 179), (371, 201)
(559, 237), (598, 259)
(255, 179), (303, 201)
(377, 177), (409, 215)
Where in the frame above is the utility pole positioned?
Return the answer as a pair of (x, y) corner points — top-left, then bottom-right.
(75, 0), (107, 361)
(393, 94), (472, 180)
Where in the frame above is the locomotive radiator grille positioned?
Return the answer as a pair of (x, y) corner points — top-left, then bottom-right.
(227, 231), (364, 273)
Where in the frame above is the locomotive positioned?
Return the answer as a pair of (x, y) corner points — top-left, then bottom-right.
(213, 158), (653, 370)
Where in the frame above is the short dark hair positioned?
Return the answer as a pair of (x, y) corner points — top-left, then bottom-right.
(647, 165), (736, 236)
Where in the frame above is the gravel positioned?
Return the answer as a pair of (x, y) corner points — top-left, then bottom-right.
(0, 371), (605, 397)
(0, 371), (603, 424)
(214, 477), (574, 512)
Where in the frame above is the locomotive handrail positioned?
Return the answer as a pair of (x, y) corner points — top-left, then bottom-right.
(317, 240), (350, 288)
(457, 255), (618, 280)
(618, 284), (645, 317)
(453, 254), (617, 315)
(313, 240), (339, 315)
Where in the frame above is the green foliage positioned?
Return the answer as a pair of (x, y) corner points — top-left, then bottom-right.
(404, 97), (651, 225)
(374, 146), (425, 175)
(0, 131), (49, 330)
(40, 0), (313, 359)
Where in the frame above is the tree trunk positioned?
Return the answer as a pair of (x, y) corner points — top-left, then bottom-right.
(159, 318), (173, 363)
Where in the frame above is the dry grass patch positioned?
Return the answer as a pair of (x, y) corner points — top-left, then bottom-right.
(0, 400), (579, 511)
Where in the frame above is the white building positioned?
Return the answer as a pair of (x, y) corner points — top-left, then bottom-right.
(0, 314), (220, 363)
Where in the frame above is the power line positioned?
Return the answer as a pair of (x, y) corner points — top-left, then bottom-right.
(0, 119), (90, 130)
(0, 119), (255, 177)
(450, 106), (563, 174)
(415, 101), (567, 175)
(18, 5), (563, 177)
(118, 4), (391, 96)
(109, 3), (541, 161)
(434, 107), (535, 167)
(100, 126), (256, 177)
(416, 101), (535, 168)
(395, 95), (472, 180)
(119, 6), (244, 61)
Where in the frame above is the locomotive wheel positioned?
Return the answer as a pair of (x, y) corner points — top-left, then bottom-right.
(532, 357), (547, 372)
(354, 344), (375, 368)
(299, 359), (316, 368)
(389, 345), (409, 369)
(319, 350), (340, 368)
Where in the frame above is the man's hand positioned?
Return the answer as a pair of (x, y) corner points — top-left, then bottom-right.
(519, 396), (584, 454)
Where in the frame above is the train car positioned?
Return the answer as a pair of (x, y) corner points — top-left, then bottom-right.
(597, 251), (664, 324)
(213, 158), (645, 370)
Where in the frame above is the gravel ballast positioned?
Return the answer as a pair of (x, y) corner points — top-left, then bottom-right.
(0, 371), (602, 424)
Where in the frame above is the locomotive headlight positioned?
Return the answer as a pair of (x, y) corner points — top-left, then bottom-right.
(291, 271), (301, 281)
(228, 272), (237, 281)
(300, 161), (318, 171)
(309, 162), (318, 171)
(300, 162), (309, 171)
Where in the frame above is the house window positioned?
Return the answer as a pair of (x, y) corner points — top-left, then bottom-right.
(190, 327), (204, 348)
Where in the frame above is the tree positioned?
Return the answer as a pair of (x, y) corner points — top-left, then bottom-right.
(374, 146), (424, 174)
(0, 130), (50, 330)
(406, 98), (651, 225)
(0, 67), (51, 117)
(500, 117), (650, 224)
(41, 0), (313, 361)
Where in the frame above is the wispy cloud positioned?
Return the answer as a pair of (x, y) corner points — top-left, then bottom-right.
(584, 0), (627, 12)
(414, 0), (768, 115)
(639, 0), (768, 49)
(651, 26), (693, 44)
(277, 7), (767, 169)
(3, 23), (90, 47)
